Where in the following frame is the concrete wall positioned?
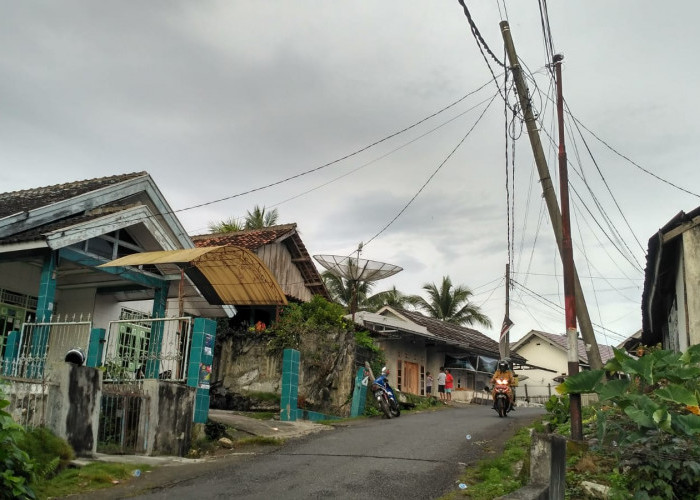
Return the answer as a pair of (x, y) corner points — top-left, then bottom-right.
(45, 363), (101, 456)
(514, 339), (567, 399)
(0, 261), (42, 298)
(142, 380), (195, 456)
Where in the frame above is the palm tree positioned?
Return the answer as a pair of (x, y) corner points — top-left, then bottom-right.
(208, 205), (280, 233)
(365, 286), (412, 311)
(321, 271), (374, 312)
(408, 276), (492, 328)
(208, 217), (244, 233)
(244, 205), (279, 229)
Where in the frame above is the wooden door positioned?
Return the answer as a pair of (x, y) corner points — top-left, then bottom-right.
(403, 361), (420, 395)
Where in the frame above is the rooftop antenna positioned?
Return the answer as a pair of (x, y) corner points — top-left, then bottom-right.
(314, 243), (402, 321)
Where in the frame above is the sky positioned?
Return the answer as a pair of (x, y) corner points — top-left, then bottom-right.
(2, 1), (699, 349)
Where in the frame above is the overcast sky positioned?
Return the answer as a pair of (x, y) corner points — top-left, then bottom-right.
(2, 1), (699, 348)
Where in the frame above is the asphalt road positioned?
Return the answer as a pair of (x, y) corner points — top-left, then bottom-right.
(126, 405), (544, 500)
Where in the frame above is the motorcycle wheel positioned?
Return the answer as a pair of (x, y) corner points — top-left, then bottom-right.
(497, 397), (507, 418)
(379, 396), (392, 419)
(390, 400), (401, 418)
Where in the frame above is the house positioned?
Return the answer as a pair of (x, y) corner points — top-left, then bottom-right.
(641, 206), (700, 351)
(510, 329), (615, 402)
(191, 223), (329, 327)
(350, 306), (525, 402)
(0, 172), (238, 455)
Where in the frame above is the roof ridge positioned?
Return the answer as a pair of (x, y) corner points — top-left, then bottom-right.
(0, 172), (148, 197)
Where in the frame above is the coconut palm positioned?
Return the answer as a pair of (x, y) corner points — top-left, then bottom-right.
(408, 276), (492, 328)
(321, 271), (375, 313)
(244, 205), (279, 229)
(208, 217), (244, 233)
(365, 286), (412, 310)
(208, 205), (280, 233)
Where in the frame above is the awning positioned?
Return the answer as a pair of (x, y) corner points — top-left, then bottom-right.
(99, 246), (288, 306)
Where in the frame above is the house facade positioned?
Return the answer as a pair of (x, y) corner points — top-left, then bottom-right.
(510, 329), (615, 402)
(351, 306), (525, 402)
(642, 206), (700, 351)
(0, 173), (227, 455)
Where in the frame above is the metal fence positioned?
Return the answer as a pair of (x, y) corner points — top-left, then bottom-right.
(103, 316), (193, 383)
(0, 314), (92, 427)
(97, 383), (150, 454)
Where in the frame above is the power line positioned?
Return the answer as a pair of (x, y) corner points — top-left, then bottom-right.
(363, 92), (499, 248)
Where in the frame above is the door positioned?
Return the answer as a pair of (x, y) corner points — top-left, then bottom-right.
(403, 361), (420, 395)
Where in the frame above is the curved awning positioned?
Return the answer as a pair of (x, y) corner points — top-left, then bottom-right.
(99, 245), (287, 306)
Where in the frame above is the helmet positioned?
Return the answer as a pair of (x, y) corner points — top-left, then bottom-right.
(381, 366), (389, 376)
(498, 360), (509, 372)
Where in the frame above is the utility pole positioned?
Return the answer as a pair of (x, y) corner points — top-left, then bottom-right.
(554, 53), (583, 441)
(499, 20), (603, 371)
(500, 263), (511, 360)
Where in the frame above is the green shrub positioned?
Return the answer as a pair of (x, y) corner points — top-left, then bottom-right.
(0, 386), (36, 499)
(557, 344), (700, 497)
(17, 426), (74, 480)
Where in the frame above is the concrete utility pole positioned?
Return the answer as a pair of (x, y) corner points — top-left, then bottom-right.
(554, 53), (583, 441)
(499, 21), (604, 371)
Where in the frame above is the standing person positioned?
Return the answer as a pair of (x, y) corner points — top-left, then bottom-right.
(437, 367), (446, 402)
(445, 369), (454, 402)
(425, 371), (434, 399)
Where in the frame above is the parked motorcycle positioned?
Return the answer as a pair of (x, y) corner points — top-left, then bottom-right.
(486, 379), (513, 418)
(373, 368), (400, 418)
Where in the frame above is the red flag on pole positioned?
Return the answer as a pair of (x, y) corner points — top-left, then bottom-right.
(500, 316), (514, 338)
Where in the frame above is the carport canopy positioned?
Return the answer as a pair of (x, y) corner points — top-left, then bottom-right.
(99, 245), (288, 306)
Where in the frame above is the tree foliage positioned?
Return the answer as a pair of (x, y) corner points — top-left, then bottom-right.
(208, 205), (279, 233)
(407, 275), (492, 328)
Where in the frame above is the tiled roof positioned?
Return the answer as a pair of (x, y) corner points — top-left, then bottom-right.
(515, 330), (615, 365)
(386, 307), (525, 362)
(191, 223), (298, 250)
(0, 172), (148, 219)
(192, 224), (329, 300)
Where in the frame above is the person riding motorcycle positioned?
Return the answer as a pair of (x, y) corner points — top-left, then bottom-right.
(490, 360), (515, 410)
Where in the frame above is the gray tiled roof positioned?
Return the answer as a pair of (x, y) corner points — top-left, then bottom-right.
(388, 308), (526, 362)
(0, 172), (148, 219)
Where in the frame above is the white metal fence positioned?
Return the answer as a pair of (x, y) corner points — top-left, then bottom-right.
(0, 315), (92, 427)
(103, 316), (192, 383)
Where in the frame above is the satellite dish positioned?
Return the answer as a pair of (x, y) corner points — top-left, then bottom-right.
(314, 245), (403, 319)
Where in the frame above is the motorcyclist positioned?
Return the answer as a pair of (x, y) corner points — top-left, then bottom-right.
(490, 360), (515, 410)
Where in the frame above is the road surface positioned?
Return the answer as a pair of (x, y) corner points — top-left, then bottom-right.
(126, 405), (544, 500)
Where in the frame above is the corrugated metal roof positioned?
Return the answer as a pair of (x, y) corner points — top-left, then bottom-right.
(192, 224), (329, 300)
(100, 246), (288, 306)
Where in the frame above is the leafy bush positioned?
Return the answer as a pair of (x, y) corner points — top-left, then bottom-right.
(0, 386), (36, 499)
(16, 427), (74, 481)
(557, 344), (700, 497)
(544, 394), (570, 426)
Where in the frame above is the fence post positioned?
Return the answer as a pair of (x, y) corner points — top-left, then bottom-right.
(350, 366), (369, 417)
(86, 328), (106, 368)
(280, 349), (299, 421)
(2, 330), (19, 376)
(145, 283), (169, 378)
(187, 318), (216, 423)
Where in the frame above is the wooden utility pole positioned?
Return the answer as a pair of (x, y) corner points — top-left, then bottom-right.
(499, 20), (603, 371)
(554, 53), (583, 440)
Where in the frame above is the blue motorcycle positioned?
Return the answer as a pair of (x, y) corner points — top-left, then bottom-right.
(372, 369), (400, 418)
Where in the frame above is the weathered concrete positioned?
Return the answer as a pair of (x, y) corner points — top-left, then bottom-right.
(141, 380), (195, 456)
(45, 363), (101, 456)
(212, 329), (357, 417)
(500, 432), (566, 500)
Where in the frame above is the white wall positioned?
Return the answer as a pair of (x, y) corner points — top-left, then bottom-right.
(514, 336), (567, 399)
(0, 261), (42, 297)
(683, 226), (700, 347)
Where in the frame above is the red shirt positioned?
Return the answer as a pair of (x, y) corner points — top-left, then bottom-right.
(445, 373), (454, 389)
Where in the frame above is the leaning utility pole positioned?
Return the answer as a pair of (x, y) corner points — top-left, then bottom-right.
(499, 21), (603, 371)
(554, 53), (583, 441)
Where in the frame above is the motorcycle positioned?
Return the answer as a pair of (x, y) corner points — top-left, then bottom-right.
(486, 379), (513, 418)
(372, 376), (400, 419)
